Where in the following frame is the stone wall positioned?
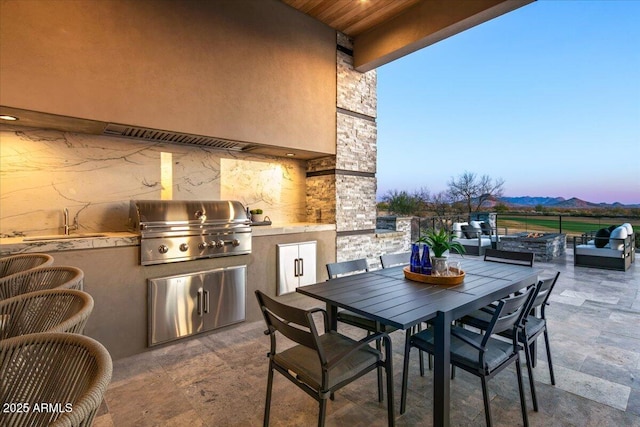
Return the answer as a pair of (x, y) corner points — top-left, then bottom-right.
(334, 33), (378, 263)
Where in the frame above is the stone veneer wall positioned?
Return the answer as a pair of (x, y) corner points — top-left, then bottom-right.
(305, 32), (382, 265)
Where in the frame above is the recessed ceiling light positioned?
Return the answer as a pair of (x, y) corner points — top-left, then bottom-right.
(286, 153), (295, 157)
(0, 115), (19, 121)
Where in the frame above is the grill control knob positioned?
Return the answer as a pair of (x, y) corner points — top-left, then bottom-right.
(215, 240), (224, 248)
(232, 239), (240, 247)
(198, 242), (208, 250)
(206, 241), (216, 249)
(158, 245), (169, 254)
(179, 243), (189, 252)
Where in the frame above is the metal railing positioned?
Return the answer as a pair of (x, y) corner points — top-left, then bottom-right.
(409, 213), (640, 246)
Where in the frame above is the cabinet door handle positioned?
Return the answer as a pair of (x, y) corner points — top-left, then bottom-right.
(299, 258), (304, 277)
(294, 258), (299, 277)
(203, 290), (210, 313)
(197, 289), (203, 315)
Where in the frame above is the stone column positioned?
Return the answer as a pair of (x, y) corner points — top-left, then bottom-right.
(305, 32), (379, 264)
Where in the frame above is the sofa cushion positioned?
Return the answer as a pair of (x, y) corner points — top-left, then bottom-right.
(622, 223), (634, 235)
(610, 226), (628, 251)
(575, 244), (624, 258)
(594, 228), (611, 248)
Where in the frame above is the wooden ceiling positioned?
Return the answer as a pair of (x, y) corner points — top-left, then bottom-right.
(280, 0), (422, 36)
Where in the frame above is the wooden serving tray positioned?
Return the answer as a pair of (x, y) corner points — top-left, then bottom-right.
(403, 266), (465, 286)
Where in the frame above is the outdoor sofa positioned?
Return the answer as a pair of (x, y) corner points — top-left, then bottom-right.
(573, 223), (635, 271)
(452, 220), (508, 256)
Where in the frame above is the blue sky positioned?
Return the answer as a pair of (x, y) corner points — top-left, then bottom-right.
(377, 0), (640, 205)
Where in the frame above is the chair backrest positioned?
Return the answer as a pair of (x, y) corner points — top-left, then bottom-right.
(0, 265), (84, 300)
(0, 332), (112, 427)
(0, 289), (94, 339)
(531, 271), (560, 313)
(0, 253), (54, 279)
(326, 259), (368, 279)
(255, 290), (326, 361)
(484, 249), (534, 267)
(380, 252), (411, 268)
(482, 285), (536, 345)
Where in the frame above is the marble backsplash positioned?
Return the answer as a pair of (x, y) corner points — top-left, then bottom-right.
(0, 125), (307, 237)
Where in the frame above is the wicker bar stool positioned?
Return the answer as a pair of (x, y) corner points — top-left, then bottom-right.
(0, 289), (94, 340)
(0, 265), (84, 300)
(0, 253), (54, 279)
(0, 332), (112, 427)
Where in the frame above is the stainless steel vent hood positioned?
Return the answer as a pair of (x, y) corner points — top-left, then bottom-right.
(103, 123), (251, 151)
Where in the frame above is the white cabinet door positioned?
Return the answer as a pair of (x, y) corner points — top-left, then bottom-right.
(297, 241), (317, 286)
(277, 243), (300, 295)
(277, 241), (317, 295)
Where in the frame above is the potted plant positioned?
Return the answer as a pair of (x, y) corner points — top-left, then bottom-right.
(417, 228), (465, 275)
(250, 209), (264, 223)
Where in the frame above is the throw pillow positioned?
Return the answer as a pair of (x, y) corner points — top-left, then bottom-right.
(461, 225), (474, 239)
(594, 228), (610, 248)
(622, 223), (634, 235)
(608, 224), (618, 232)
(609, 226), (628, 251)
(480, 222), (492, 235)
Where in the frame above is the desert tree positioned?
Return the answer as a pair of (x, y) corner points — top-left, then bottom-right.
(447, 171), (505, 214)
(382, 189), (420, 216)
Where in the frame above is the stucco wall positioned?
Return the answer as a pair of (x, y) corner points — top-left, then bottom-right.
(0, 0), (336, 154)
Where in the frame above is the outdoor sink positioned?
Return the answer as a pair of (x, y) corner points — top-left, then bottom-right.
(23, 233), (107, 241)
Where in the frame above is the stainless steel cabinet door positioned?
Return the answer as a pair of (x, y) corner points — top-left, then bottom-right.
(148, 274), (204, 346)
(148, 265), (246, 346)
(201, 265), (246, 329)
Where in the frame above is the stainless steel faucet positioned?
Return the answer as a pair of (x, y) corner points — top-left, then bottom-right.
(63, 208), (78, 235)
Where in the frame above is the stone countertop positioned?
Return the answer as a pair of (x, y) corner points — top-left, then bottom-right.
(0, 232), (140, 256)
(250, 222), (335, 237)
(0, 223), (336, 256)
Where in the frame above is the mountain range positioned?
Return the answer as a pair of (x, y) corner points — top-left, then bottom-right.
(495, 196), (640, 209)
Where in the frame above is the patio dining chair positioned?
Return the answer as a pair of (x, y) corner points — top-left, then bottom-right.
(0, 265), (84, 300)
(326, 259), (395, 400)
(0, 253), (54, 279)
(459, 271), (561, 412)
(380, 252), (411, 268)
(0, 332), (112, 427)
(401, 285), (535, 427)
(0, 288), (94, 340)
(484, 249), (534, 266)
(255, 290), (395, 427)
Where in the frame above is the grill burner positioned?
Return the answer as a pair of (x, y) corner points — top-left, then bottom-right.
(129, 200), (251, 265)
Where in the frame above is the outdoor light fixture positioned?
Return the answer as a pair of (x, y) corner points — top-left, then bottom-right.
(0, 115), (19, 121)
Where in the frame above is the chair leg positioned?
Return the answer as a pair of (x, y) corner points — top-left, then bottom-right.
(543, 329), (556, 385)
(523, 338), (539, 412)
(480, 376), (492, 427)
(515, 356), (530, 427)
(383, 337), (396, 427)
(264, 363), (274, 427)
(376, 339), (384, 402)
(318, 398), (327, 427)
(400, 332), (412, 415)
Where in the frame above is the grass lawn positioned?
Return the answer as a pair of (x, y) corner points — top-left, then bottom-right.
(497, 216), (639, 235)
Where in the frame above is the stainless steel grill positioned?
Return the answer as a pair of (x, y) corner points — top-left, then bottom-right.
(129, 200), (251, 265)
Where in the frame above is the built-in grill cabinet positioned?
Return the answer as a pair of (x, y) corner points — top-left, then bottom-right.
(148, 266), (246, 346)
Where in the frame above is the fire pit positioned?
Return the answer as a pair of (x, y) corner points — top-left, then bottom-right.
(497, 232), (566, 262)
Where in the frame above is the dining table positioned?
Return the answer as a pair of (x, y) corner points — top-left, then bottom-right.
(296, 257), (541, 427)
